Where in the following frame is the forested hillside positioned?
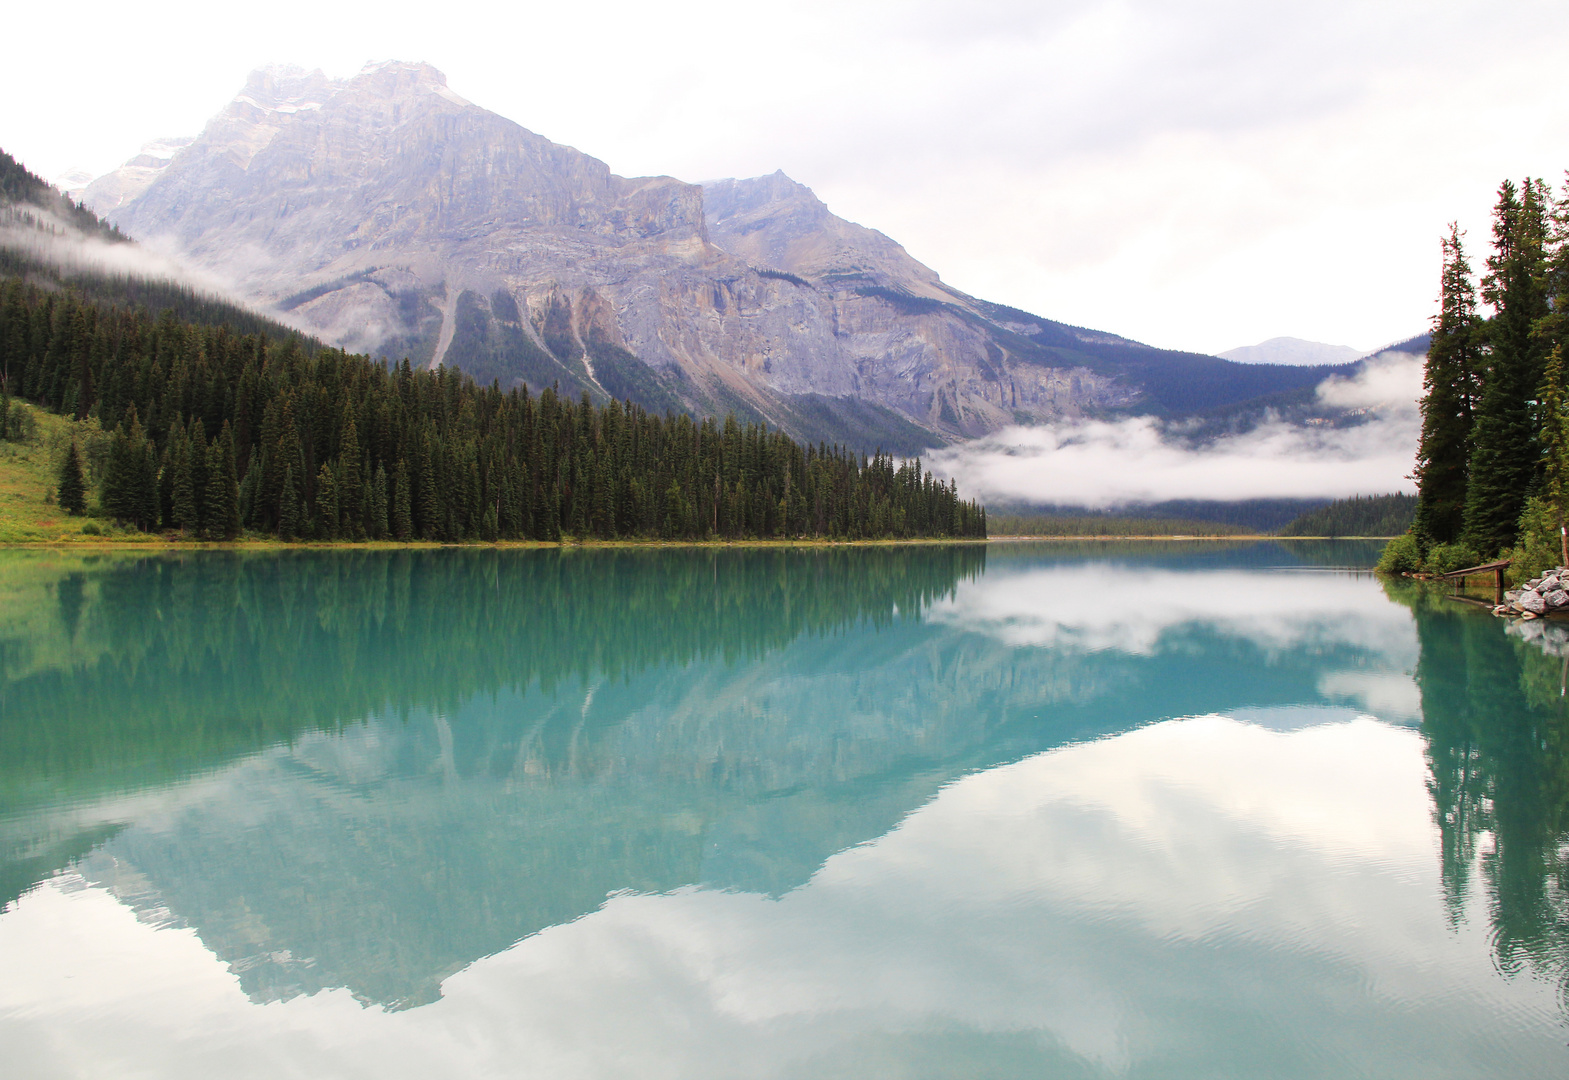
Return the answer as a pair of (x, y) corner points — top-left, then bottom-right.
(0, 279), (984, 542)
(1277, 493), (1415, 537)
(0, 149), (125, 242)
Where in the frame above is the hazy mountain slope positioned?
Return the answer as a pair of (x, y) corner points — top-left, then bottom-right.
(86, 62), (1341, 449)
(0, 148), (307, 342)
(74, 137), (192, 214)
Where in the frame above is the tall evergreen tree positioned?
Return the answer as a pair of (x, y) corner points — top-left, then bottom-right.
(1536, 347), (1569, 566)
(278, 464), (302, 540)
(188, 424), (209, 535)
(1537, 173), (1569, 362)
(338, 408), (364, 539)
(370, 463), (390, 540)
(100, 414), (138, 525)
(393, 458), (413, 541)
(169, 418), (198, 534)
(315, 462), (340, 540)
(416, 431), (440, 541)
(218, 423), (242, 540)
(137, 425), (160, 531)
(1414, 225), (1482, 546)
(1464, 180), (1552, 555)
(102, 406), (158, 531)
(55, 440), (87, 515)
(202, 427), (241, 540)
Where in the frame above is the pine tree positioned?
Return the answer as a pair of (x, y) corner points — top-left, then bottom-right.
(370, 463), (389, 540)
(416, 431), (440, 541)
(1537, 174), (1569, 357)
(170, 420), (198, 534)
(1537, 347), (1569, 566)
(202, 428), (240, 540)
(1464, 180), (1551, 555)
(278, 464), (302, 540)
(137, 427), (160, 532)
(101, 417), (137, 525)
(188, 424), (209, 536)
(392, 458), (413, 540)
(102, 406), (158, 531)
(219, 423), (242, 539)
(56, 440), (87, 515)
(158, 441), (175, 529)
(1413, 225), (1482, 546)
(338, 408), (364, 539)
(315, 462), (340, 540)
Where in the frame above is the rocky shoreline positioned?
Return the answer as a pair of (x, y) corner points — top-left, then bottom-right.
(1495, 566), (1569, 618)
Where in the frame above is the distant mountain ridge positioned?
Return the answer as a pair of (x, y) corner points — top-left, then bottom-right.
(78, 61), (1350, 450)
(1221, 337), (1367, 366)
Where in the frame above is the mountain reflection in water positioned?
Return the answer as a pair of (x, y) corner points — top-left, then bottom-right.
(1, 542), (1567, 1079)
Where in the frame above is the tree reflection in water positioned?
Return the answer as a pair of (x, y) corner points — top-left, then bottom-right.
(1394, 581), (1569, 1011)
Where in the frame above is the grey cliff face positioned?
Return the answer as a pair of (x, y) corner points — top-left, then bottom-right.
(88, 61), (1310, 449)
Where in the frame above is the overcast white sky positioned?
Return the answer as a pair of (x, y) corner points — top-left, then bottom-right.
(5, 0), (1566, 355)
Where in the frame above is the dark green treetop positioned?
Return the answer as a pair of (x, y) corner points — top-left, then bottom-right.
(1414, 225), (1482, 546)
(55, 439), (87, 515)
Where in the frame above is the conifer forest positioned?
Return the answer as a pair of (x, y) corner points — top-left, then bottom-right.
(1393, 175), (1569, 576)
(0, 279), (986, 543)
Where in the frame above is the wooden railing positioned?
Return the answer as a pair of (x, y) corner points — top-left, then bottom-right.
(1438, 558), (1511, 604)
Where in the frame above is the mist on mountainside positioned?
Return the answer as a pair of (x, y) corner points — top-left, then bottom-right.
(3, 199), (213, 293)
(1, 148), (315, 343)
(927, 350), (1422, 508)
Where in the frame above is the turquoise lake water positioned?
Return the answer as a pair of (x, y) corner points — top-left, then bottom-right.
(1, 541), (1567, 1078)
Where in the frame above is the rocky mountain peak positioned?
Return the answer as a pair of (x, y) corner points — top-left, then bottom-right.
(351, 59), (464, 101)
(704, 170), (826, 221)
(703, 171), (944, 296)
(237, 65), (336, 112)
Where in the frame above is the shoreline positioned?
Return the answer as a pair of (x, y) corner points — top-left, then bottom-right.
(0, 534), (1398, 552)
(986, 534), (1397, 542)
(0, 536), (992, 552)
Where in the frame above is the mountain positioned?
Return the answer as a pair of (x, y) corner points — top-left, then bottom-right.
(70, 137), (192, 213)
(82, 61), (1344, 451)
(1220, 337), (1366, 366)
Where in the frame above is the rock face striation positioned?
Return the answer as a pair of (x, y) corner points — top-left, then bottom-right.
(85, 61), (1336, 450)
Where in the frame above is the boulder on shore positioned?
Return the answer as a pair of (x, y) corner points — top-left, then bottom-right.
(1494, 566), (1569, 618)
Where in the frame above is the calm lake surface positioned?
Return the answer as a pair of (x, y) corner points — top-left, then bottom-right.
(2, 541), (1567, 1078)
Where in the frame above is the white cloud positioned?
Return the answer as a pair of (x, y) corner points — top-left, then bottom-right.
(925, 559), (1419, 664)
(927, 351), (1423, 505)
